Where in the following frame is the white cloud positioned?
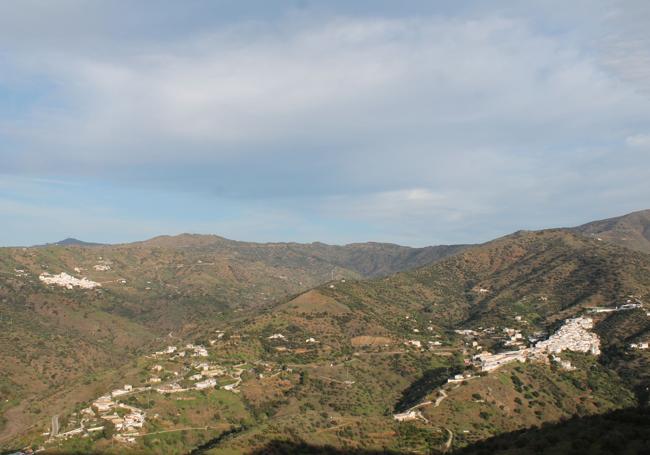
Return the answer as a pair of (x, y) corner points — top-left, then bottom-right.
(626, 134), (650, 148)
(4, 14), (647, 175)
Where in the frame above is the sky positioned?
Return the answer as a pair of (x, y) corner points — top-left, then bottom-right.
(1, 0), (650, 247)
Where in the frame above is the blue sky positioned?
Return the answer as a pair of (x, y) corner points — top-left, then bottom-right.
(1, 0), (650, 246)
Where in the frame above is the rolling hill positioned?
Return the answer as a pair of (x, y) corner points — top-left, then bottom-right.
(135, 234), (469, 278)
(0, 235), (465, 447)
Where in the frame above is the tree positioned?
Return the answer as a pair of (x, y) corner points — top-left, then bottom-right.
(102, 420), (116, 440)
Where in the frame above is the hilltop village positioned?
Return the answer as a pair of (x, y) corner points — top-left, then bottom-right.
(392, 299), (650, 424)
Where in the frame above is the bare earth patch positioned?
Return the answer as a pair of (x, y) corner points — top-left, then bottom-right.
(351, 336), (394, 347)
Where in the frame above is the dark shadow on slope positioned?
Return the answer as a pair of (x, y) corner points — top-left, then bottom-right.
(16, 408), (649, 454)
(248, 440), (412, 454)
(454, 406), (650, 455)
(394, 367), (461, 413)
(187, 425), (245, 454)
(246, 407), (650, 455)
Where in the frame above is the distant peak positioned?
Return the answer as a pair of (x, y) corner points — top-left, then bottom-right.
(59, 237), (82, 243)
(47, 238), (105, 247)
(138, 233), (230, 248)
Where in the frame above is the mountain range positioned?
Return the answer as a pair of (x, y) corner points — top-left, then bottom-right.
(1, 209), (649, 454)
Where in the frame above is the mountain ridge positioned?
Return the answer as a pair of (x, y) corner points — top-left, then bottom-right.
(571, 208), (650, 254)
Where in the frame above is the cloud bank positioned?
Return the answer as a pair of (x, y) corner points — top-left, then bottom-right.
(1, 1), (649, 246)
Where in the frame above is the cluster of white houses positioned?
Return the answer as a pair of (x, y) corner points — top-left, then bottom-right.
(534, 317), (600, 355)
(393, 316), (604, 422)
(47, 335), (254, 446)
(88, 387), (146, 432)
(475, 317), (601, 372)
(39, 272), (101, 289)
(151, 343), (209, 359)
(48, 385), (146, 444)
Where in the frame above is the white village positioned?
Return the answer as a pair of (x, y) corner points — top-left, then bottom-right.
(39, 272), (101, 290)
(393, 294), (650, 424)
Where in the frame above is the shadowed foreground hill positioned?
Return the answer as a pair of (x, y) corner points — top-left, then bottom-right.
(248, 441), (413, 454)
(572, 209), (650, 254)
(211, 407), (650, 455)
(455, 406), (650, 455)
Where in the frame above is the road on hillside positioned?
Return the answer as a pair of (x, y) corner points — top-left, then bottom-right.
(51, 415), (59, 436)
(441, 428), (453, 453)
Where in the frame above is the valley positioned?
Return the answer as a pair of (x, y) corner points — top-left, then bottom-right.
(0, 236), (464, 449)
(2, 212), (650, 454)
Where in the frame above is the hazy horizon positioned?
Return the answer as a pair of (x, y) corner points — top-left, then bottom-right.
(4, 206), (647, 249)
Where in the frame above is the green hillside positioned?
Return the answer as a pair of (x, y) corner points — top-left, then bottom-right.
(0, 236), (463, 447)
